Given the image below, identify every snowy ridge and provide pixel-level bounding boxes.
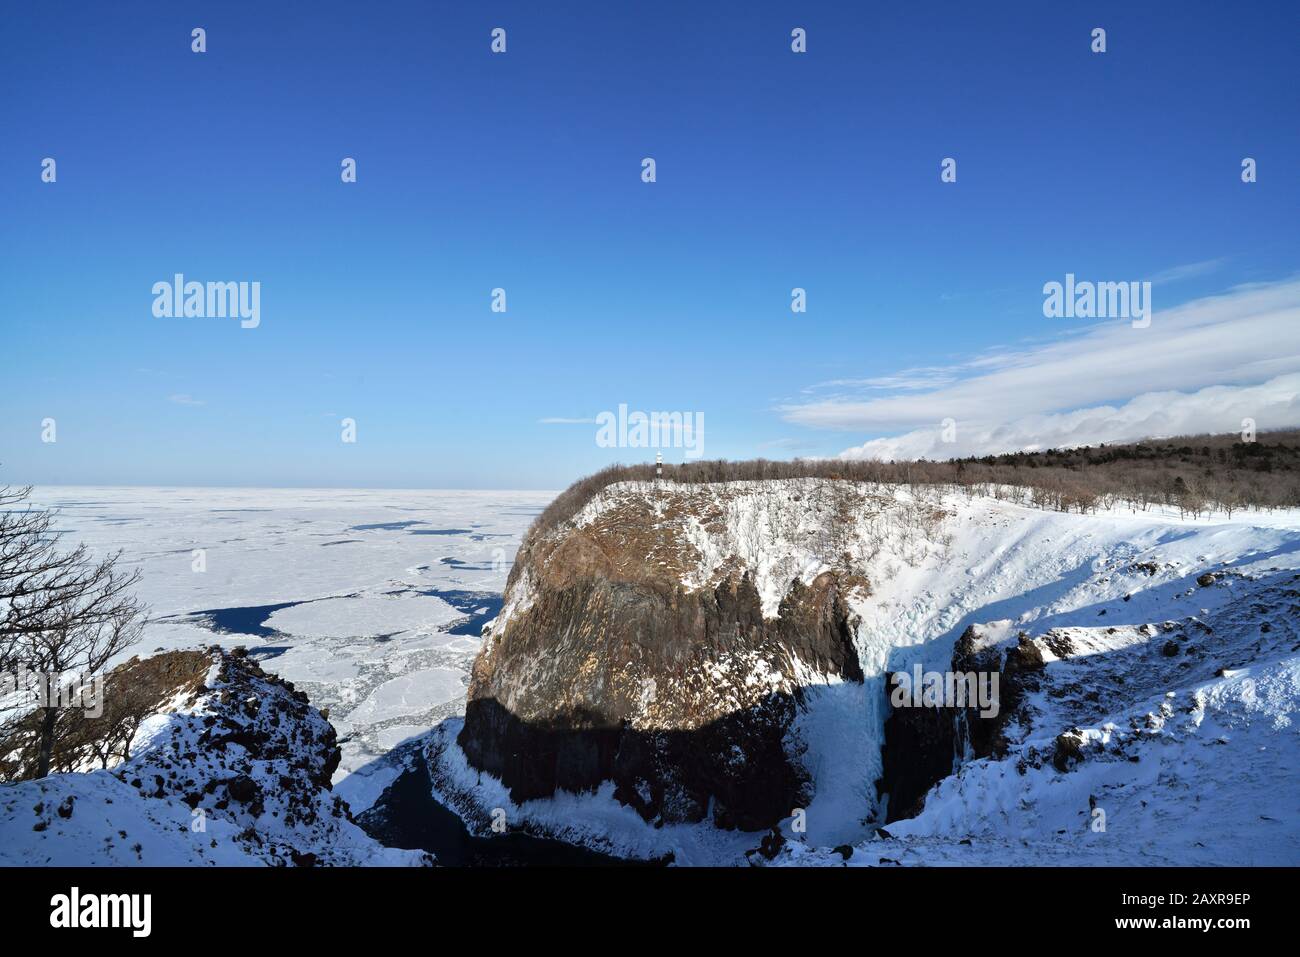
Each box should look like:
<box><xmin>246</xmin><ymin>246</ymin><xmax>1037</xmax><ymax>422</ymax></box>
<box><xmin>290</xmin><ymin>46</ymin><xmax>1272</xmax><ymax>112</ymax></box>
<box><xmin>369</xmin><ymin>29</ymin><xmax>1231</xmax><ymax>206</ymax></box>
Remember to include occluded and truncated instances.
<box><xmin>0</xmin><ymin>649</ymin><xmax>427</xmax><ymax>866</ymax></box>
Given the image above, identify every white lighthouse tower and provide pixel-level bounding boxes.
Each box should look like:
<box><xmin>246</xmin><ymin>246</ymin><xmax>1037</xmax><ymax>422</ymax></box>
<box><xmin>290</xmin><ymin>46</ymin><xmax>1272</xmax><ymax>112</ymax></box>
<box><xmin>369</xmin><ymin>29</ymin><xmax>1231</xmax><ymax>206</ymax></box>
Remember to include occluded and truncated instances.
<box><xmin>655</xmin><ymin>450</ymin><xmax>663</xmax><ymax>480</ymax></box>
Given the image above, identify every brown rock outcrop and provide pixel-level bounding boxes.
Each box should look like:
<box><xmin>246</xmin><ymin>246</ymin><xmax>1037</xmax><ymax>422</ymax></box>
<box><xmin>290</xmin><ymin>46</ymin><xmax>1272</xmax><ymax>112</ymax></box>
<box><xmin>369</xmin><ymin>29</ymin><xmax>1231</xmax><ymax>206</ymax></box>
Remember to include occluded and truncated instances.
<box><xmin>458</xmin><ymin>487</ymin><xmax>865</xmax><ymax>831</ymax></box>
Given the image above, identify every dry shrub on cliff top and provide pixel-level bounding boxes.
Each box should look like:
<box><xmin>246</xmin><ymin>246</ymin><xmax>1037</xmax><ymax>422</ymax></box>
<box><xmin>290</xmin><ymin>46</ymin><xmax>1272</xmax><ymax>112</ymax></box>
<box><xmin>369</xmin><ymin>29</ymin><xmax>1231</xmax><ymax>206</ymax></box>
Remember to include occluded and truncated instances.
<box><xmin>0</xmin><ymin>650</ymin><xmax>211</xmax><ymax>780</ymax></box>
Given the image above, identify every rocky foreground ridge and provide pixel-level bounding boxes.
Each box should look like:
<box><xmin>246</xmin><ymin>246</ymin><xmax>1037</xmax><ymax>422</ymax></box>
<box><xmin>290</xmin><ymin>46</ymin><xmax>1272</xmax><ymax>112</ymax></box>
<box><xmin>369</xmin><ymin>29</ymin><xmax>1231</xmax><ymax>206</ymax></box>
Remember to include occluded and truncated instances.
<box><xmin>0</xmin><ymin>647</ymin><xmax>426</xmax><ymax>865</ymax></box>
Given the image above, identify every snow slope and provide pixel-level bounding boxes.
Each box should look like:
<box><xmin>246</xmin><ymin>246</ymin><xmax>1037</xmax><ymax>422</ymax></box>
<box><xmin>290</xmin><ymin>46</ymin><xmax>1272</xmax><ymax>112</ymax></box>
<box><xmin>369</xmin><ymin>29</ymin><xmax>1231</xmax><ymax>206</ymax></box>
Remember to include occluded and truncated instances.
<box><xmin>782</xmin><ymin>575</ymin><xmax>1300</xmax><ymax>865</ymax></box>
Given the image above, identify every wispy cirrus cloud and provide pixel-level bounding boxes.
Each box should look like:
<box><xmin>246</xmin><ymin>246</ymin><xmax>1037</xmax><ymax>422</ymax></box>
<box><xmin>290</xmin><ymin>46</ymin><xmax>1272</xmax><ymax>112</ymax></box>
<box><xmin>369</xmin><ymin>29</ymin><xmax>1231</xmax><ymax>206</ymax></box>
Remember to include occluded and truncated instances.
<box><xmin>167</xmin><ymin>393</ymin><xmax>205</xmax><ymax>407</ymax></box>
<box><xmin>538</xmin><ymin>416</ymin><xmax>597</xmax><ymax>425</ymax></box>
<box><xmin>777</xmin><ymin>277</ymin><xmax>1300</xmax><ymax>460</ymax></box>
<box><xmin>1146</xmin><ymin>257</ymin><xmax>1227</xmax><ymax>286</ymax></box>
<box><xmin>803</xmin><ymin>368</ymin><xmax>958</xmax><ymax>394</ymax></box>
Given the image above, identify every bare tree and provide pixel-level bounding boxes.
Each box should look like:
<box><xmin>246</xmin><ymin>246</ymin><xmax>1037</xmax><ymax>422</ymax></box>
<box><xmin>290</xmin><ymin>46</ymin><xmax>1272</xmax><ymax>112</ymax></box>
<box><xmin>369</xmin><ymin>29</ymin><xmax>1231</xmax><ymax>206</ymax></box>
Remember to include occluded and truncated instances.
<box><xmin>0</xmin><ymin>485</ymin><xmax>146</xmax><ymax>779</ymax></box>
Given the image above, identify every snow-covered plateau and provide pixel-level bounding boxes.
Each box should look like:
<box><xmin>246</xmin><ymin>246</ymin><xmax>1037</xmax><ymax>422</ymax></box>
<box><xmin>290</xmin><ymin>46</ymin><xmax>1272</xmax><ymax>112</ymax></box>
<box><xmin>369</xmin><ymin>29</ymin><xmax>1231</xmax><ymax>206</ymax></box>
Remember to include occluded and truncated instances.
<box><xmin>2</xmin><ymin>482</ymin><xmax>1297</xmax><ymax>866</ymax></box>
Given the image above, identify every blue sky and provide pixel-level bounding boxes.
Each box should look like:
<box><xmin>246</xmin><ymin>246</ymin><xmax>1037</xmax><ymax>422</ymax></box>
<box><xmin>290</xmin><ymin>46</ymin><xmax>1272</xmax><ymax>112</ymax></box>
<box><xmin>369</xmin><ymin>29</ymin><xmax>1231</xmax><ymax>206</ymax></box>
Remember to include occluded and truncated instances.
<box><xmin>2</xmin><ymin>1</ymin><xmax>1298</xmax><ymax>489</ymax></box>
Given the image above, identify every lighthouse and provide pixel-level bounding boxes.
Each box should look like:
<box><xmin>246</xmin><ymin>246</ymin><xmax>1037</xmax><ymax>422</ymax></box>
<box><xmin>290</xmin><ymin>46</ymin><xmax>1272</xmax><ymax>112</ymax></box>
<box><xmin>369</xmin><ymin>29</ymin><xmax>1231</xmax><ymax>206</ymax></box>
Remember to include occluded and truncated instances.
<box><xmin>655</xmin><ymin>450</ymin><xmax>663</xmax><ymax>480</ymax></box>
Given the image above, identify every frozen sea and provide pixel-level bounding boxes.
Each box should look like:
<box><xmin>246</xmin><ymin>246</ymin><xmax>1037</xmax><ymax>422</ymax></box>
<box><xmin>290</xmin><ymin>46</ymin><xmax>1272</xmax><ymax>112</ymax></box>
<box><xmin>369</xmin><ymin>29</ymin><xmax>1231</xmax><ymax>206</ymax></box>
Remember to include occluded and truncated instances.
<box><xmin>26</xmin><ymin>486</ymin><xmax>554</xmax><ymax>801</ymax></box>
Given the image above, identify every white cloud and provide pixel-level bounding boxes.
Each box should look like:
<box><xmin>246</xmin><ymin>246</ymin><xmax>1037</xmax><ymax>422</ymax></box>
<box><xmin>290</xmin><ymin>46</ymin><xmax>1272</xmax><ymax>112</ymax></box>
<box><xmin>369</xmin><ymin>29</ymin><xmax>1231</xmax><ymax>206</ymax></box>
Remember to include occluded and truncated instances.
<box><xmin>839</xmin><ymin>373</ymin><xmax>1300</xmax><ymax>461</ymax></box>
<box><xmin>780</xmin><ymin>279</ymin><xmax>1300</xmax><ymax>453</ymax></box>
<box><xmin>803</xmin><ymin>368</ymin><xmax>958</xmax><ymax>393</ymax></box>
<box><xmin>538</xmin><ymin>416</ymin><xmax>596</xmax><ymax>425</ymax></box>
<box><xmin>1146</xmin><ymin>257</ymin><xmax>1226</xmax><ymax>286</ymax></box>
<box><xmin>167</xmin><ymin>393</ymin><xmax>204</xmax><ymax>406</ymax></box>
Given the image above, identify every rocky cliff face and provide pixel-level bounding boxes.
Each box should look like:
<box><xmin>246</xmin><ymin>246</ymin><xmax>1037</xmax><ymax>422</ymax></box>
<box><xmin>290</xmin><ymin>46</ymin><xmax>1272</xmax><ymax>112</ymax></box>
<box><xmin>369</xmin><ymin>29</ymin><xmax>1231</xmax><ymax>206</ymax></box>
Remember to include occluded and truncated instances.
<box><xmin>877</xmin><ymin>625</ymin><xmax>1042</xmax><ymax>822</ymax></box>
<box><xmin>457</xmin><ymin>480</ymin><xmax>869</xmax><ymax>831</ymax></box>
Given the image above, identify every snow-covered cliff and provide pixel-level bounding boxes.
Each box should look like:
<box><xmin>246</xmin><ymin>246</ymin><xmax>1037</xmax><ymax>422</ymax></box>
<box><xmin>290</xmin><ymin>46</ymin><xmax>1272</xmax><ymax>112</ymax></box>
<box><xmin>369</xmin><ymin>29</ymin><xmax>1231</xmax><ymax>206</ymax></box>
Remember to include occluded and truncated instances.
<box><xmin>436</xmin><ymin>478</ymin><xmax>1300</xmax><ymax>865</ymax></box>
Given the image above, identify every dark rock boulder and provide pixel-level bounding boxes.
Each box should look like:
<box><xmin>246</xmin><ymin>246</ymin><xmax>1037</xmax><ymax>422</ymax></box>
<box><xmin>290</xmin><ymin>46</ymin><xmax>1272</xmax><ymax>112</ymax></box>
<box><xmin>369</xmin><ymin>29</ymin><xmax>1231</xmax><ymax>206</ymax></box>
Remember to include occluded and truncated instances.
<box><xmin>1052</xmin><ymin>729</ymin><xmax>1087</xmax><ymax>773</ymax></box>
<box><xmin>226</xmin><ymin>774</ymin><xmax>260</xmax><ymax>804</ymax></box>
